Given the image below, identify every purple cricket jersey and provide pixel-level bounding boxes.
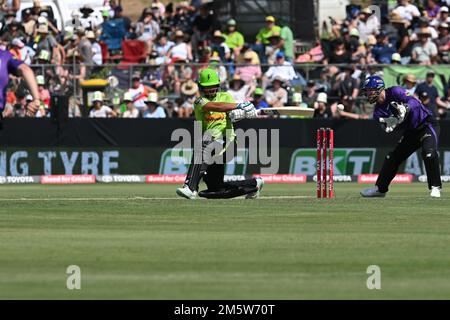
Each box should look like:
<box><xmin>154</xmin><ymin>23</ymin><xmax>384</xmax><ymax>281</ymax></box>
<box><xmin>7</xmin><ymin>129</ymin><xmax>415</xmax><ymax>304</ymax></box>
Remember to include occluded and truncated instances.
<box><xmin>0</xmin><ymin>50</ymin><xmax>24</xmax><ymax>110</ymax></box>
<box><xmin>373</xmin><ymin>86</ymin><xmax>432</xmax><ymax>131</ymax></box>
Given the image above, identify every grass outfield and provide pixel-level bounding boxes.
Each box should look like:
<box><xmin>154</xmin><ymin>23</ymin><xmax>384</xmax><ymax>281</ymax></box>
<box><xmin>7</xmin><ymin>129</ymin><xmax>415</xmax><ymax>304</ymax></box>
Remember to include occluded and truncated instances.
<box><xmin>0</xmin><ymin>183</ymin><xmax>449</xmax><ymax>299</ymax></box>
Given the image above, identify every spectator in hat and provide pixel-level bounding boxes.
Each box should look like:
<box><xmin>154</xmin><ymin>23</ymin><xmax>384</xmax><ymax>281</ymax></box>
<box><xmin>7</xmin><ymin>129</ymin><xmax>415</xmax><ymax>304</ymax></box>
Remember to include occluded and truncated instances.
<box><xmin>101</xmin><ymin>9</ymin><xmax>110</xmax><ymax>22</ymax></box>
<box><xmin>166</xmin><ymin>30</ymin><xmax>192</xmax><ymax>63</ymax></box>
<box><xmin>79</xmin><ymin>5</ymin><xmax>100</xmax><ymax>31</ymax></box>
<box><xmin>411</xmin><ymin>28</ymin><xmax>438</xmax><ymax>64</ymax></box>
<box><xmin>262</xmin><ymin>51</ymin><xmax>297</xmax><ymax>88</ymax></box>
<box><xmin>266</xmin><ymin>76</ymin><xmax>287</xmax><ymax>108</ymax></box>
<box><xmin>346</xmin><ymin>28</ymin><xmax>361</xmax><ymax>55</ymax></box>
<box><xmin>178</xmin><ymin>79</ymin><xmax>197</xmax><ymax>118</ymax></box>
<box><xmin>235</xmin><ymin>50</ymin><xmax>262</xmax><ymax>85</ymax></box>
<box><xmin>85</xmin><ymin>31</ymin><xmax>102</xmax><ymax>66</ymax></box>
<box><xmin>211</xmin><ymin>30</ymin><xmax>231</xmax><ymax>62</ymax></box>
<box><xmin>357</xmin><ymin>7</ymin><xmax>380</xmax><ymax>44</ymax></box>
<box><xmin>89</xmin><ymin>91</ymin><xmax>117</xmax><ymax>118</ymax></box>
<box><xmin>391</xmin><ymin>53</ymin><xmax>402</xmax><ymax>64</ymax></box>
<box><xmin>313</xmin><ymin>93</ymin><xmax>332</xmax><ymax>119</ymax></box>
<box><xmin>252</xmin><ymin>87</ymin><xmax>269</xmax><ymax>110</ymax></box>
<box><xmin>127</xmin><ymin>73</ymin><xmax>157</xmax><ymax>112</ymax></box>
<box><xmin>121</xmin><ymin>92</ymin><xmax>140</xmax><ymax>118</ymax></box>
<box><xmin>265</xmin><ymin>31</ymin><xmax>282</xmax><ymax>64</ymax></box>
<box><xmin>256</xmin><ymin>16</ymin><xmax>281</xmax><ymax>46</ymax></box>
<box><xmin>35</xmin><ymin>24</ymin><xmax>62</xmax><ymax>64</ymax></box>
<box><xmin>143</xmin><ymin>92</ymin><xmax>166</xmax><ymax>118</ymax></box>
<box><xmin>436</xmin><ymin>23</ymin><xmax>450</xmax><ymax>62</ymax></box>
<box><xmin>36</xmin><ymin>75</ymin><xmax>50</xmax><ymax>108</ymax></box>
<box><xmin>416</xmin><ymin>71</ymin><xmax>449</xmax><ymax>113</ymax></box>
<box><xmin>224</xmin><ymin>19</ymin><xmax>245</xmax><ymax>59</ymax></box>
<box><xmin>430</xmin><ymin>6</ymin><xmax>450</xmax><ymax>28</ymax></box>
<box><xmin>390</xmin><ymin>12</ymin><xmax>412</xmax><ymax>63</ymax></box>
<box><xmin>413</xmin><ymin>17</ymin><xmax>439</xmax><ymax>40</ymax></box>
<box><xmin>402</xmin><ymin>73</ymin><xmax>417</xmax><ymax>95</ymax></box>
<box><xmin>371</xmin><ymin>31</ymin><xmax>397</xmax><ymax>64</ymax></box>
<box><xmin>3</xmin><ymin>20</ymin><xmax>26</xmax><ymax>43</ymax></box>
<box><xmin>227</xmin><ymin>74</ymin><xmax>253</xmax><ymax>103</ymax></box>
<box><xmin>254</xmin><ymin>16</ymin><xmax>281</xmax><ymax>63</ymax></box>
<box><xmin>236</xmin><ymin>44</ymin><xmax>260</xmax><ymax>65</ymax></box>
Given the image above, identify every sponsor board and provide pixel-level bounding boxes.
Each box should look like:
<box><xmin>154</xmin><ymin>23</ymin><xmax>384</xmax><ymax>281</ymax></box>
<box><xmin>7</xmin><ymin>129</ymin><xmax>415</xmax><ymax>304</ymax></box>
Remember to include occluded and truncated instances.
<box><xmin>0</xmin><ymin>176</ymin><xmax>40</xmax><ymax>184</ymax></box>
<box><xmin>146</xmin><ymin>174</ymin><xmax>187</xmax><ymax>184</ymax></box>
<box><xmin>290</xmin><ymin>148</ymin><xmax>376</xmax><ymax>175</ymax></box>
<box><xmin>97</xmin><ymin>175</ymin><xmax>146</xmax><ymax>183</ymax></box>
<box><xmin>308</xmin><ymin>175</ymin><xmax>353</xmax><ymax>182</ymax></box>
<box><xmin>254</xmin><ymin>174</ymin><xmax>307</xmax><ymax>184</ymax></box>
<box><xmin>358</xmin><ymin>174</ymin><xmax>413</xmax><ymax>184</ymax></box>
<box><xmin>40</xmin><ymin>175</ymin><xmax>96</xmax><ymax>184</ymax></box>
<box><xmin>159</xmin><ymin>148</ymin><xmax>248</xmax><ymax>175</ymax></box>
<box><xmin>418</xmin><ymin>175</ymin><xmax>450</xmax><ymax>183</ymax></box>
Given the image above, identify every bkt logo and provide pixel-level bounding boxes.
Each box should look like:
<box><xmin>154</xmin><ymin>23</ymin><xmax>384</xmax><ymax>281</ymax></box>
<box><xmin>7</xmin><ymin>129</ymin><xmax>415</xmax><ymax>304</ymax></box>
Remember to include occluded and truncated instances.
<box><xmin>159</xmin><ymin>148</ymin><xmax>248</xmax><ymax>175</ymax></box>
<box><xmin>289</xmin><ymin>148</ymin><xmax>376</xmax><ymax>175</ymax></box>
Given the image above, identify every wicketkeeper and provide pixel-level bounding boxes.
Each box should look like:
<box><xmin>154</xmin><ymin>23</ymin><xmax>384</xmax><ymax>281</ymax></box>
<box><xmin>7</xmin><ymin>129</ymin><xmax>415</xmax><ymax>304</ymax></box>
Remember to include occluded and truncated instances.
<box><xmin>176</xmin><ymin>68</ymin><xmax>264</xmax><ymax>200</ymax></box>
<box><xmin>360</xmin><ymin>75</ymin><xmax>442</xmax><ymax>198</ymax></box>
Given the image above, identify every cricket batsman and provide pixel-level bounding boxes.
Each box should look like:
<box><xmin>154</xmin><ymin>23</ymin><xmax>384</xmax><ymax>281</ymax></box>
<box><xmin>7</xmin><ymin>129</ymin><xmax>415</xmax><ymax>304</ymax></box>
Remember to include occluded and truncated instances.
<box><xmin>360</xmin><ymin>75</ymin><xmax>442</xmax><ymax>198</ymax></box>
<box><xmin>176</xmin><ymin>68</ymin><xmax>264</xmax><ymax>200</ymax></box>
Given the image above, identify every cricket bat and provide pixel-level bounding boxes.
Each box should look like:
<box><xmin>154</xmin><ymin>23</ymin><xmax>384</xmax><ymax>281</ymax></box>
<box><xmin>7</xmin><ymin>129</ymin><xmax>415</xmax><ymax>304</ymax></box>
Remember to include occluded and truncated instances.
<box><xmin>258</xmin><ymin>107</ymin><xmax>314</xmax><ymax>117</ymax></box>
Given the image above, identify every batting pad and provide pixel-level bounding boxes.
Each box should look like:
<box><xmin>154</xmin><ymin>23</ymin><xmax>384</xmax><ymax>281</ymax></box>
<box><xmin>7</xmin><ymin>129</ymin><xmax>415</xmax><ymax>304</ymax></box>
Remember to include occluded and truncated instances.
<box><xmin>198</xmin><ymin>186</ymin><xmax>258</xmax><ymax>199</ymax></box>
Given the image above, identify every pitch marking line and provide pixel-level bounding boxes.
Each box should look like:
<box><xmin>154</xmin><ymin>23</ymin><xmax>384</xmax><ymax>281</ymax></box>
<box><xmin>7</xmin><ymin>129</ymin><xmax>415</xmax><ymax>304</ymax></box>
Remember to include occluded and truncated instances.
<box><xmin>0</xmin><ymin>195</ymin><xmax>314</xmax><ymax>201</ymax></box>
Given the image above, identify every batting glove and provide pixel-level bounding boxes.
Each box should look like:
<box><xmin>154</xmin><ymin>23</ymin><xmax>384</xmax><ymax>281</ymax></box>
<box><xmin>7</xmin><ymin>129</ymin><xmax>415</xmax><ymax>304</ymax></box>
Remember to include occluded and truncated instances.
<box><xmin>390</xmin><ymin>102</ymin><xmax>409</xmax><ymax>123</ymax></box>
<box><xmin>245</xmin><ymin>107</ymin><xmax>258</xmax><ymax>119</ymax></box>
<box><xmin>379</xmin><ymin>116</ymin><xmax>399</xmax><ymax>133</ymax></box>
<box><xmin>229</xmin><ymin>109</ymin><xmax>246</xmax><ymax>123</ymax></box>
<box><xmin>236</xmin><ymin>102</ymin><xmax>253</xmax><ymax>111</ymax></box>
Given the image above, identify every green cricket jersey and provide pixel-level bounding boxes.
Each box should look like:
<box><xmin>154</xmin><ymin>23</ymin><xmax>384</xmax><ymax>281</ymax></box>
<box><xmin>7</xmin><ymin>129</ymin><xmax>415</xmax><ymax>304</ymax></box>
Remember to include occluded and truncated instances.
<box><xmin>256</xmin><ymin>25</ymin><xmax>281</xmax><ymax>45</ymax></box>
<box><xmin>194</xmin><ymin>92</ymin><xmax>236</xmax><ymax>142</ymax></box>
<box><xmin>225</xmin><ymin>31</ymin><xmax>245</xmax><ymax>50</ymax></box>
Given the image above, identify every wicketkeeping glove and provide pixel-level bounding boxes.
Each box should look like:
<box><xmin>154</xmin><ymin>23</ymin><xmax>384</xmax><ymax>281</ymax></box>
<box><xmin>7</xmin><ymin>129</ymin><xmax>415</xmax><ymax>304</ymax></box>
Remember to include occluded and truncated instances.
<box><xmin>379</xmin><ymin>116</ymin><xmax>399</xmax><ymax>133</ymax></box>
<box><xmin>390</xmin><ymin>101</ymin><xmax>409</xmax><ymax>124</ymax></box>
<box><xmin>229</xmin><ymin>109</ymin><xmax>246</xmax><ymax>123</ymax></box>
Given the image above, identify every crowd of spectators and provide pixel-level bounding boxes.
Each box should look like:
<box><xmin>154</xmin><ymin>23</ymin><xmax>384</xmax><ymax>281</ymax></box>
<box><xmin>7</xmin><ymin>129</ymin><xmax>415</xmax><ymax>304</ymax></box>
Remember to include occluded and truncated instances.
<box><xmin>1</xmin><ymin>0</ymin><xmax>450</xmax><ymax>120</ymax></box>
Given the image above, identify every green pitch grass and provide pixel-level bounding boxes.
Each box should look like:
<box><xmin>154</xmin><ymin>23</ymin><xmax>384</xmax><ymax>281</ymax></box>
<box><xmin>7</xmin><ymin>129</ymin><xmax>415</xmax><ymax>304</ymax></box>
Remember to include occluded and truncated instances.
<box><xmin>0</xmin><ymin>183</ymin><xmax>449</xmax><ymax>300</ymax></box>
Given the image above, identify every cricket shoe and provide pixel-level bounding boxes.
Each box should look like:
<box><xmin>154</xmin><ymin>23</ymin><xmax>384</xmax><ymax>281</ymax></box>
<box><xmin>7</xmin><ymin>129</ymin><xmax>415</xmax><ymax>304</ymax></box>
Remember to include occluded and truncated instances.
<box><xmin>176</xmin><ymin>186</ymin><xmax>198</xmax><ymax>200</ymax></box>
<box><xmin>430</xmin><ymin>186</ymin><xmax>441</xmax><ymax>198</ymax></box>
<box><xmin>360</xmin><ymin>187</ymin><xmax>386</xmax><ymax>198</ymax></box>
<box><xmin>246</xmin><ymin>177</ymin><xmax>265</xmax><ymax>199</ymax></box>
